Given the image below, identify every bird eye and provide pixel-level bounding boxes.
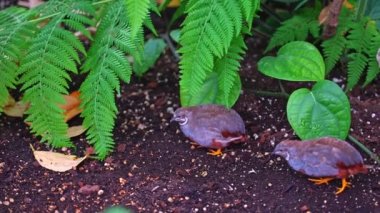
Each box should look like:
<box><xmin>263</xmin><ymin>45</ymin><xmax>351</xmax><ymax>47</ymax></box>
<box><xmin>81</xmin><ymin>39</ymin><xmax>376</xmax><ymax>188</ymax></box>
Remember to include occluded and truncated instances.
<box><xmin>179</xmin><ymin>117</ymin><xmax>188</xmax><ymax>126</ymax></box>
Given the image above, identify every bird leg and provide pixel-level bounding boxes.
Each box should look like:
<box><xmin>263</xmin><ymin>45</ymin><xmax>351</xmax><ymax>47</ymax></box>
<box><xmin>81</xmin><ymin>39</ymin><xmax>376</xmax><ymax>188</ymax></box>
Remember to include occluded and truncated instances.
<box><xmin>335</xmin><ymin>178</ymin><xmax>351</xmax><ymax>195</ymax></box>
<box><xmin>308</xmin><ymin>177</ymin><xmax>334</xmax><ymax>185</ymax></box>
<box><xmin>207</xmin><ymin>148</ymin><xmax>223</xmax><ymax>156</ymax></box>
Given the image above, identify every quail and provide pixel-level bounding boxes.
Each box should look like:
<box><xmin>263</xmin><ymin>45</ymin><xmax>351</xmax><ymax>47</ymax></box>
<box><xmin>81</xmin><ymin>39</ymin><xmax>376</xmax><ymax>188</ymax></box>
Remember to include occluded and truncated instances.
<box><xmin>171</xmin><ymin>104</ymin><xmax>247</xmax><ymax>156</ymax></box>
<box><xmin>273</xmin><ymin>137</ymin><xmax>368</xmax><ymax>194</ymax></box>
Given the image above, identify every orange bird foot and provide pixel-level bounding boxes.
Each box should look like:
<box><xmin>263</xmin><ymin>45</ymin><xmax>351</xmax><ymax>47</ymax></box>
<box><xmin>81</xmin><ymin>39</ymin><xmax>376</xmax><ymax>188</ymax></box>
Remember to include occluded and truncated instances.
<box><xmin>207</xmin><ymin>148</ymin><xmax>223</xmax><ymax>156</ymax></box>
<box><xmin>335</xmin><ymin>178</ymin><xmax>351</xmax><ymax>195</ymax></box>
<box><xmin>308</xmin><ymin>177</ymin><xmax>334</xmax><ymax>185</ymax></box>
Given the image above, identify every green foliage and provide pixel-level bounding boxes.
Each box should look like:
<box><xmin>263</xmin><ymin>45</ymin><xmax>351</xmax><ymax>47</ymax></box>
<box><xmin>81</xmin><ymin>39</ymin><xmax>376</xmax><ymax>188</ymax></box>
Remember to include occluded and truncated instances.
<box><xmin>265</xmin><ymin>7</ymin><xmax>320</xmax><ymax>52</ymax></box>
<box><xmin>259</xmin><ymin>42</ymin><xmax>351</xmax><ymax>140</ymax></box>
<box><xmin>18</xmin><ymin>0</ymin><xmax>95</xmax><ymax>147</ymax></box>
<box><xmin>258</xmin><ymin>41</ymin><xmax>325</xmax><ymax>81</ymax></box>
<box><xmin>80</xmin><ymin>0</ymin><xmax>146</xmax><ymax>159</ymax></box>
<box><xmin>125</xmin><ymin>0</ymin><xmax>151</xmax><ymax>38</ymax></box>
<box><xmin>133</xmin><ymin>38</ymin><xmax>166</xmax><ymax>77</ymax></box>
<box><xmin>214</xmin><ymin>35</ymin><xmax>246</xmax><ymax>107</ymax></box>
<box><xmin>322</xmin><ymin>16</ymin><xmax>380</xmax><ymax>90</ymax></box>
<box><xmin>0</xmin><ymin>0</ymin><xmax>155</xmax><ymax>159</ymax></box>
<box><xmin>179</xmin><ymin>0</ymin><xmax>259</xmax><ymax>107</ymax></box>
<box><xmin>267</xmin><ymin>3</ymin><xmax>380</xmax><ymax>90</ymax></box>
<box><xmin>0</xmin><ymin>7</ymin><xmax>35</xmax><ymax>112</ymax></box>
<box><xmin>287</xmin><ymin>80</ymin><xmax>351</xmax><ymax>140</ymax></box>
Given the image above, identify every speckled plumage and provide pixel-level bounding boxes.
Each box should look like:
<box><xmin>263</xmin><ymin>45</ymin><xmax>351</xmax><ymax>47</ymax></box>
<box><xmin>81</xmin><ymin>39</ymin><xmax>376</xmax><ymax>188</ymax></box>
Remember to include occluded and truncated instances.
<box><xmin>273</xmin><ymin>137</ymin><xmax>368</xmax><ymax>178</ymax></box>
<box><xmin>171</xmin><ymin>104</ymin><xmax>246</xmax><ymax>149</ymax></box>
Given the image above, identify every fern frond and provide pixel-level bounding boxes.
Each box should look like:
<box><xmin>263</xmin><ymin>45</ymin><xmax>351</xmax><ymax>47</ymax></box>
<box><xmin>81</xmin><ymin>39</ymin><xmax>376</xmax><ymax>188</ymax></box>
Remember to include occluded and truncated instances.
<box><xmin>179</xmin><ymin>0</ymin><xmax>244</xmax><ymax>106</ymax></box>
<box><xmin>346</xmin><ymin>18</ymin><xmax>373</xmax><ymax>90</ymax></box>
<box><xmin>0</xmin><ymin>7</ymin><xmax>35</xmax><ymax>112</ymax></box>
<box><xmin>238</xmin><ymin>0</ymin><xmax>260</xmax><ymax>31</ymax></box>
<box><xmin>322</xmin><ymin>32</ymin><xmax>347</xmax><ymax>74</ymax></box>
<box><xmin>215</xmin><ymin>35</ymin><xmax>246</xmax><ymax>108</ymax></box>
<box><xmin>18</xmin><ymin>0</ymin><xmax>94</xmax><ymax>147</ymax></box>
<box><xmin>125</xmin><ymin>0</ymin><xmax>150</xmax><ymax>38</ymax></box>
<box><xmin>80</xmin><ymin>0</ymin><xmax>140</xmax><ymax>159</ymax></box>
<box><xmin>364</xmin><ymin>22</ymin><xmax>380</xmax><ymax>86</ymax></box>
<box><xmin>347</xmin><ymin>53</ymin><xmax>368</xmax><ymax>90</ymax></box>
<box><xmin>265</xmin><ymin>8</ymin><xmax>320</xmax><ymax>52</ymax></box>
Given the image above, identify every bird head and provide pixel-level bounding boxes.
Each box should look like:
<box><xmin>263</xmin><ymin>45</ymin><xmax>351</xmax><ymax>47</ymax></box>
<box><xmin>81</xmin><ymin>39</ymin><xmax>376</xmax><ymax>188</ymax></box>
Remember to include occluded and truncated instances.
<box><xmin>170</xmin><ymin>108</ymin><xmax>190</xmax><ymax>126</ymax></box>
<box><xmin>273</xmin><ymin>140</ymin><xmax>298</xmax><ymax>161</ymax></box>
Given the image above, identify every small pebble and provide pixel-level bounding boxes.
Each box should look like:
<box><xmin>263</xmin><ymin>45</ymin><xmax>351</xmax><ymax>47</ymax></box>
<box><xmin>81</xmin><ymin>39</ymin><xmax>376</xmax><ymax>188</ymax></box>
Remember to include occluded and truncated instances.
<box><xmin>97</xmin><ymin>189</ymin><xmax>104</xmax><ymax>196</ymax></box>
<box><xmin>3</xmin><ymin>201</ymin><xmax>10</xmax><ymax>206</ymax></box>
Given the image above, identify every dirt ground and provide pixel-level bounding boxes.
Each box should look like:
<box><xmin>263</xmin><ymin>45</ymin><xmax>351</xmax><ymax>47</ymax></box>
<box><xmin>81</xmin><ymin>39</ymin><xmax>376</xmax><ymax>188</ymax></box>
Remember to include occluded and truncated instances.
<box><xmin>0</xmin><ymin>35</ymin><xmax>379</xmax><ymax>212</ymax></box>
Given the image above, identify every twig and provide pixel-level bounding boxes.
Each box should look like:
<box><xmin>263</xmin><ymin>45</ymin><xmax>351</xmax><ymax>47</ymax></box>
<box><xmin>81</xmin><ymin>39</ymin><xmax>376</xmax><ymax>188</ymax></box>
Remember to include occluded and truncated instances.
<box><xmin>160</xmin><ymin>33</ymin><xmax>180</xmax><ymax>62</ymax></box>
<box><xmin>278</xmin><ymin>80</ymin><xmax>287</xmax><ymax>95</ymax></box>
<box><xmin>348</xmin><ymin>135</ymin><xmax>380</xmax><ymax>165</ymax></box>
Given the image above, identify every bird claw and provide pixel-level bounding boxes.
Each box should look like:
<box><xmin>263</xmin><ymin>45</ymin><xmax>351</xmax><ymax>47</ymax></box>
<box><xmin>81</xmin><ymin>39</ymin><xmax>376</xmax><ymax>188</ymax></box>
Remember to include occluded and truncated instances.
<box><xmin>335</xmin><ymin>178</ymin><xmax>351</xmax><ymax>195</ymax></box>
<box><xmin>308</xmin><ymin>177</ymin><xmax>334</xmax><ymax>185</ymax></box>
<box><xmin>207</xmin><ymin>148</ymin><xmax>223</xmax><ymax>156</ymax></box>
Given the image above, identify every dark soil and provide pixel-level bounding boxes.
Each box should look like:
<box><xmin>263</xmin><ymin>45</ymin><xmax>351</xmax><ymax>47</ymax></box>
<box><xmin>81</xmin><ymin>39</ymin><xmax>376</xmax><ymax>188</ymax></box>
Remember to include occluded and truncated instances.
<box><xmin>1</xmin><ymin>36</ymin><xmax>380</xmax><ymax>212</ymax></box>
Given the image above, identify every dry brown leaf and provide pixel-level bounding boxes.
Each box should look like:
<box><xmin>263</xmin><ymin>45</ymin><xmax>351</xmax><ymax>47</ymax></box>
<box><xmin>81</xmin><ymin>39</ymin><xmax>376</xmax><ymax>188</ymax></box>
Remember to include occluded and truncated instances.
<box><xmin>30</xmin><ymin>144</ymin><xmax>88</xmax><ymax>172</ymax></box>
<box><xmin>64</xmin><ymin>107</ymin><xmax>82</xmax><ymax>122</ymax></box>
<box><xmin>67</xmin><ymin>125</ymin><xmax>86</xmax><ymax>138</ymax></box>
<box><xmin>60</xmin><ymin>91</ymin><xmax>81</xmax><ymax>111</ymax></box>
<box><xmin>157</xmin><ymin>0</ymin><xmax>180</xmax><ymax>7</ymax></box>
<box><xmin>3</xmin><ymin>96</ymin><xmax>30</xmax><ymax>117</ymax></box>
<box><xmin>318</xmin><ymin>5</ymin><xmax>330</xmax><ymax>25</ymax></box>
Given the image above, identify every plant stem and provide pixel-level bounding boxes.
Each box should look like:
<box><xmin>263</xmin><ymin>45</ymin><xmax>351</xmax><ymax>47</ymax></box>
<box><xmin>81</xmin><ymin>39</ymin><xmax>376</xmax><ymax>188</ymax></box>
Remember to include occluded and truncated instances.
<box><xmin>278</xmin><ymin>80</ymin><xmax>288</xmax><ymax>95</ymax></box>
<box><xmin>261</xmin><ymin>4</ymin><xmax>283</xmax><ymax>24</ymax></box>
<box><xmin>355</xmin><ymin>0</ymin><xmax>368</xmax><ymax>21</ymax></box>
<box><xmin>253</xmin><ymin>90</ymin><xmax>289</xmax><ymax>98</ymax></box>
<box><xmin>348</xmin><ymin>134</ymin><xmax>380</xmax><ymax>164</ymax></box>
<box><xmin>160</xmin><ymin>33</ymin><xmax>180</xmax><ymax>62</ymax></box>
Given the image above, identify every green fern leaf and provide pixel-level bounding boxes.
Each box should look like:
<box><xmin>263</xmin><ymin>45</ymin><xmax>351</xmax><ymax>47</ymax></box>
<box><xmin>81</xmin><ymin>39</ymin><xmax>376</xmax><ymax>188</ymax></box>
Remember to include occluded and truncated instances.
<box><xmin>364</xmin><ymin>23</ymin><xmax>380</xmax><ymax>86</ymax></box>
<box><xmin>18</xmin><ymin>0</ymin><xmax>94</xmax><ymax>147</ymax></box>
<box><xmin>0</xmin><ymin>7</ymin><xmax>35</xmax><ymax>112</ymax></box>
<box><xmin>179</xmin><ymin>0</ymin><xmax>244</xmax><ymax>106</ymax></box>
<box><xmin>238</xmin><ymin>0</ymin><xmax>260</xmax><ymax>31</ymax></box>
<box><xmin>347</xmin><ymin>53</ymin><xmax>368</xmax><ymax>90</ymax></box>
<box><xmin>346</xmin><ymin>18</ymin><xmax>374</xmax><ymax>90</ymax></box>
<box><xmin>215</xmin><ymin>35</ymin><xmax>246</xmax><ymax>108</ymax></box>
<box><xmin>125</xmin><ymin>0</ymin><xmax>150</xmax><ymax>38</ymax></box>
<box><xmin>266</xmin><ymin>7</ymin><xmax>320</xmax><ymax>52</ymax></box>
<box><xmin>322</xmin><ymin>32</ymin><xmax>346</xmax><ymax>74</ymax></box>
<box><xmin>80</xmin><ymin>1</ymin><xmax>141</xmax><ymax>159</ymax></box>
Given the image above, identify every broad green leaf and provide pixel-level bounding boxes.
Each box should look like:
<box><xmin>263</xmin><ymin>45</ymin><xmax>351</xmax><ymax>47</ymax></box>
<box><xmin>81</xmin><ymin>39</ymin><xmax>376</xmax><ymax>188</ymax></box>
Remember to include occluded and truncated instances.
<box><xmin>287</xmin><ymin>80</ymin><xmax>351</xmax><ymax>140</ymax></box>
<box><xmin>133</xmin><ymin>38</ymin><xmax>166</xmax><ymax>77</ymax></box>
<box><xmin>258</xmin><ymin>41</ymin><xmax>325</xmax><ymax>81</ymax></box>
<box><xmin>169</xmin><ymin>29</ymin><xmax>180</xmax><ymax>43</ymax></box>
<box><xmin>187</xmin><ymin>73</ymin><xmax>218</xmax><ymax>106</ymax></box>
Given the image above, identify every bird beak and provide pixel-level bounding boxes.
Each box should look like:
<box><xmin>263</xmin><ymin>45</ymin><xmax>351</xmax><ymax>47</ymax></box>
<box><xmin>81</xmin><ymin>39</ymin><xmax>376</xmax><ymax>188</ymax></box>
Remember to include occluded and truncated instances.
<box><xmin>170</xmin><ymin>116</ymin><xmax>177</xmax><ymax>123</ymax></box>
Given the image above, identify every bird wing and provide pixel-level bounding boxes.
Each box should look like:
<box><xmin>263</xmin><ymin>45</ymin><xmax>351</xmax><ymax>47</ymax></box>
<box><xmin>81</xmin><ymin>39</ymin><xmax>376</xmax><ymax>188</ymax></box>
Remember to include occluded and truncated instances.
<box><xmin>194</xmin><ymin>111</ymin><xmax>245</xmax><ymax>135</ymax></box>
<box><xmin>299</xmin><ymin>143</ymin><xmax>340</xmax><ymax>177</ymax></box>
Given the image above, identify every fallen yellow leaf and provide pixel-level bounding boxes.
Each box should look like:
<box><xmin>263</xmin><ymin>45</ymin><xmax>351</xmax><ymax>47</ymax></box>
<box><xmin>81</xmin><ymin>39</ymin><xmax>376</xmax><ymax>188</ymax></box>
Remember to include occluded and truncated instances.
<box><xmin>60</xmin><ymin>91</ymin><xmax>81</xmax><ymax>111</ymax></box>
<box><xmin>67</xmin><ymin>125</ymin><xmax>86</xmax><ymax>138</ymax></box>
<box><xmin>64</xmin><ymin>106</ymin><xmax>82</xmax><ymax>122</ymax></box>
<box><xmin>30</xmin><ymin>144</ymin><xmax>88</xmax><ymax>172</ymax></box>
<box><xmin>157</xmin><ymin>0</ymin><xmax>180</xmax><ymax>7</ymax></box>
<box><xmin>3</xmin><ymin>96</ymin><xmax>29</xmax><ymax>117</ymax></box>
<box><xmin>318</xmin><ymin>5</ymin><xmax>330</xmax><ymax>25</ymax></box>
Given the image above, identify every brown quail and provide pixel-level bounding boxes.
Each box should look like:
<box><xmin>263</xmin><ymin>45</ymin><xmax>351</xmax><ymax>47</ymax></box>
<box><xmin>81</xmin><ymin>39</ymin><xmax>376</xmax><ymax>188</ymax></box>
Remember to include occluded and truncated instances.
<box><xmin>171</xmin><ymin>104</ymin><xmax>246</xmax><ymax>156</ymax></box>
